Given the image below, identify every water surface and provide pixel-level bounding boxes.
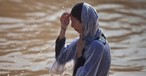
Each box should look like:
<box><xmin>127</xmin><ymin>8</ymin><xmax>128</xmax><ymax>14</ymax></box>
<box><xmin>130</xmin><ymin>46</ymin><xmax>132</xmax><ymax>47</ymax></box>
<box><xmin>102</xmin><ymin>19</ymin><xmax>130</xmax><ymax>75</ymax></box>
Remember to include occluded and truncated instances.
<box><xmin>0</xmin><ymin>0</ymin><xmax>146</xmax><ymax>76</ymax></box>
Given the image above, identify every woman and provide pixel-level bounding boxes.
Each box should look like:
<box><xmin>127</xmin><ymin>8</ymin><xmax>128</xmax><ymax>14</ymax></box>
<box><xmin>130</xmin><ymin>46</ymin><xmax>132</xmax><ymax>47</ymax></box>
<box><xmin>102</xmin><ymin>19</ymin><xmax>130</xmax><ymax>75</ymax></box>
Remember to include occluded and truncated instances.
<box><xmin>51</xmin><ymin>2</ymin><xmax>111</xmax><ymax>76</ymax></box>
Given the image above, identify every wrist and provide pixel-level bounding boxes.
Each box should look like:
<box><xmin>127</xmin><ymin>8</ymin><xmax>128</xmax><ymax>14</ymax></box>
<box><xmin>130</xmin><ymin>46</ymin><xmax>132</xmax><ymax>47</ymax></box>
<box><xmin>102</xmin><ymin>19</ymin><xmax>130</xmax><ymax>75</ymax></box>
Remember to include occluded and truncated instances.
<box><xmin>59</xmin><ymin>27</ymin><xmax>66</xmax><ymax>39</ymax></box>
<box><xmin>61</xmin><ymin>24</ymin><xmax>67</xmax><ymax>30</ymax></box>
<box><xmin>61</xmin><ymin>26</ymin><xmax>66</xmax><ymax>31</ymax></box>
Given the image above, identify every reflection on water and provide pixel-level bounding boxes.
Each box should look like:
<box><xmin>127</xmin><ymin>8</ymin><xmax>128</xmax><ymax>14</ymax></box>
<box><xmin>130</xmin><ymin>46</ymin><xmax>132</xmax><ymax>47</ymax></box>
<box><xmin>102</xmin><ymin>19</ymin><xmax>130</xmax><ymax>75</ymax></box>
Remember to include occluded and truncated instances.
<box><xmin>0</xmin><ymin>0</ymin><xmax>146</xmax><ymax>76</ymax></box>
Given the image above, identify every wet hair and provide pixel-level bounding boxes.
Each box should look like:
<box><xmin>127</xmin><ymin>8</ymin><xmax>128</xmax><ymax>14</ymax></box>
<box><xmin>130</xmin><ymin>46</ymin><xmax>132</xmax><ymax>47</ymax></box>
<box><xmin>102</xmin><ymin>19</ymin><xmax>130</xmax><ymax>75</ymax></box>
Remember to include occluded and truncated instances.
<box><xmin>71</xmin><ymin>2</ymin><xmax>83</xmax><ymax>23</ymax></box>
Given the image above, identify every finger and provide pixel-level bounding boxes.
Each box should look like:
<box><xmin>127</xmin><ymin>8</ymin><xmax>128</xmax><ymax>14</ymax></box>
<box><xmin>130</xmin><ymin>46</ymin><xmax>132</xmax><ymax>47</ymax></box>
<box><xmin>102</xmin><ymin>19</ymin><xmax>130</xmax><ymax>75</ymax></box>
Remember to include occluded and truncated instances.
<box><xmin>64</xmin><ymin>12</ymin><xmax>70</xmax><ymax>17</ymax></box>
<box><xmin>64</xmin><ymin>12</ymin><xmax>70</xmax><ymax>15</ymax></box>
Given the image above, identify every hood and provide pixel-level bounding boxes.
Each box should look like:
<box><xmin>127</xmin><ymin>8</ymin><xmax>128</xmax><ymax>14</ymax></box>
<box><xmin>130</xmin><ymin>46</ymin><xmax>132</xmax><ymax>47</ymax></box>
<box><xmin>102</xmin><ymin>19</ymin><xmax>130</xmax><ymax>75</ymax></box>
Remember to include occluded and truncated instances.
<box><xmin>81</xmin><ymin>3</ymin><xmax>100</xmax><ymax>44</ymax></box>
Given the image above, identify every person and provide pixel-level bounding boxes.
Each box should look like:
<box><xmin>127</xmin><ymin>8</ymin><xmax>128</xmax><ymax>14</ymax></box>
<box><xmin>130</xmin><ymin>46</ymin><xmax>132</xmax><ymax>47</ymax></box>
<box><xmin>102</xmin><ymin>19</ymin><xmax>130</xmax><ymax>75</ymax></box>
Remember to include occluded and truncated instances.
<box><xmin>51</xmin><ymin>2</ymin><xmax>111</xmax><ymax>76</ymax></box>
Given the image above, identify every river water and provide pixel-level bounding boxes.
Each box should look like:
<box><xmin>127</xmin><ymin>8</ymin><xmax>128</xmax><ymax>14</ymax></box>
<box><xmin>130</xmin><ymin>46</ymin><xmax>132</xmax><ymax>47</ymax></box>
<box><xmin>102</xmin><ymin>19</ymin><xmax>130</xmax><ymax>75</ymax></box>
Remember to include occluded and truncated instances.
<box><xmin>0</xmin><ymin>0</ymin><xmax>146</xmax><ymax>76</ymax></box>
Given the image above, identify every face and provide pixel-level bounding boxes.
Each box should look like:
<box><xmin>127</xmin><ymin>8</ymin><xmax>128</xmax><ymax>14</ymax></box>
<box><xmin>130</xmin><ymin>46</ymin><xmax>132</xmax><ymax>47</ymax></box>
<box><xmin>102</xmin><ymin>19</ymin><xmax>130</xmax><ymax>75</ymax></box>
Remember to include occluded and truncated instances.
<box><xmin>70</xmin><ymin>15</ymin><xmax>83</xmax><ymax>34</ymax></box>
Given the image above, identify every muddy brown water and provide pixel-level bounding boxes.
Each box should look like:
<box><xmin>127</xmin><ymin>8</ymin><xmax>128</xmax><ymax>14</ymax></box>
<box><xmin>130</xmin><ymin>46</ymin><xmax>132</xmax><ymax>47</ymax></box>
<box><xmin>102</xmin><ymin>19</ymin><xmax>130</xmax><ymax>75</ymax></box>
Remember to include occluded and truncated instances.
<box><xmin>0</xmin><ymin>0</ymin><xmax>146</xmax><ymax>76</ymax></box>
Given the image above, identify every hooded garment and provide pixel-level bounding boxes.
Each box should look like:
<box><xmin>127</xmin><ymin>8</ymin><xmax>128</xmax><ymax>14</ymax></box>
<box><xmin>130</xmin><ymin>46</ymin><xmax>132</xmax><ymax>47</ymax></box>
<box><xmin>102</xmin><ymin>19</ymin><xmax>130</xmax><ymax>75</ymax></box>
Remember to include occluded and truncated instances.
<box><xmin>51</xmin><ymin>2</ymin><xmax>111</xmax><ymax>76</ymax></box>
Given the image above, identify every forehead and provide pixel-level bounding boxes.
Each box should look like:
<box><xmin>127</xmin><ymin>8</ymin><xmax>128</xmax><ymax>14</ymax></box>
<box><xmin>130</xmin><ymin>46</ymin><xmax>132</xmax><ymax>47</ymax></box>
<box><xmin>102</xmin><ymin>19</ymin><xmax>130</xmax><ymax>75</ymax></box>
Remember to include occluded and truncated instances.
<box><xmin>70</xmin><ymin>14</ymin><xmax>74</xmax><ymax>18</ymax></box>
<box><xmin>70</xmin><ymin>15</ymin><xmax>77</xmax><ymax>20</ymax></box>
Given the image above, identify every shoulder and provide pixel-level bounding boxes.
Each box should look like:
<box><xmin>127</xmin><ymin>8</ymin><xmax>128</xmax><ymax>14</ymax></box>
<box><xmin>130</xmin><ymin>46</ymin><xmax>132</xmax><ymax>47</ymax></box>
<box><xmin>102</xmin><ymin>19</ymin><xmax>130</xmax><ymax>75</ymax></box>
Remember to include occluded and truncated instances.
<box><xmin>85</xmin><ymin>40</ymin><xmax>104</xmax><ymax>55</ymax></box>
<box><xmin>90</xmin><ymin>40</ymin><xmax>104</xmax><ymax>49</ymax></box>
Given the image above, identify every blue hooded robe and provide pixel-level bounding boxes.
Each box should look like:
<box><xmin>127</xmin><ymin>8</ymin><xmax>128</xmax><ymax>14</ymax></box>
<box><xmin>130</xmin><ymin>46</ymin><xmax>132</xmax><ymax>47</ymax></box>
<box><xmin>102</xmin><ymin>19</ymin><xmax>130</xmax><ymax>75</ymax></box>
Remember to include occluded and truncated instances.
<box><xmin>53</xmin><ymin>3</ymin><xmax>111</xmax><ymax>76</ymax></box>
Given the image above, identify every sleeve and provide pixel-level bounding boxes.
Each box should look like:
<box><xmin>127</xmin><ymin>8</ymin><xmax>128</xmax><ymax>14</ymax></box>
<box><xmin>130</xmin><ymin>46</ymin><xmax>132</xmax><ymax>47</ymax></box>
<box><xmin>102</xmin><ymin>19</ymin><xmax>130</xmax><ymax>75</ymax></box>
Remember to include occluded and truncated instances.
<box><xmin>76</xmin><ymin>41</ymin><xmax>104</xmax><ymax>76</ymax></box>
<box><xmin>55</xmin><ymin>37</ymin><xmax>66</xmax><ymax>59</ymax></box>
<box><xmin>55</xmin><ymin>37</ymin><xmax>78</xmax><ymax>64</ymax></box>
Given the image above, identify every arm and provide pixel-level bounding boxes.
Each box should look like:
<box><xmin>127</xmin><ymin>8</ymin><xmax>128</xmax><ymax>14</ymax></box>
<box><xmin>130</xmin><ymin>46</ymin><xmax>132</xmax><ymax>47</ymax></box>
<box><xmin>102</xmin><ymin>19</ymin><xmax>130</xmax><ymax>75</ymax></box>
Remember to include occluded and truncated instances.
<box><xmin>55</xmin><ymin>37</ymin><xmax>66</xmax><ymax>59</ymax></box>
<box><xmin>55</xmin><ymin>12</ymin><xmax>70</xmax><ymax>59</ymax></box>
<box><xmin>55</xmin><ymin>37</ymin><xmax>78</xmax><ymax>64</ymax></box>
<box><xmin>55</xmin><ymin>12</ymin><xmax>77</xmax><ymax>64</ymax></box>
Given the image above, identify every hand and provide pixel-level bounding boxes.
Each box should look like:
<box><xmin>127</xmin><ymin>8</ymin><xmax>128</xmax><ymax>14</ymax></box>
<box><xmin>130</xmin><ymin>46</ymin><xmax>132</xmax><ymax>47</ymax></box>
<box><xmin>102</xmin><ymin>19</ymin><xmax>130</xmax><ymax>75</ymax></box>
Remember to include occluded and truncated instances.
<box><xmin>60</xmin><ymin>12</ymin><xmax>70</xmax><ymax>30</ymax></box>
<box><xmin>76</xmin><ymin>34</ymin><xmax>85</xmax><ymax>58</ymax></box>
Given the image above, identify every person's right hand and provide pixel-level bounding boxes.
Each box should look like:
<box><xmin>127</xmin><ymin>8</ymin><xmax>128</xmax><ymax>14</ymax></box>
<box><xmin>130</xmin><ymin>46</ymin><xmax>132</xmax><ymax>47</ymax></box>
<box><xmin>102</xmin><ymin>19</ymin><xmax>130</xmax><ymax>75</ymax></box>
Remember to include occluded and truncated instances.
<box><xmin>60</xmin><ymin>12</ymin><xmax>70</xmax><ymax>30</ymax></box>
